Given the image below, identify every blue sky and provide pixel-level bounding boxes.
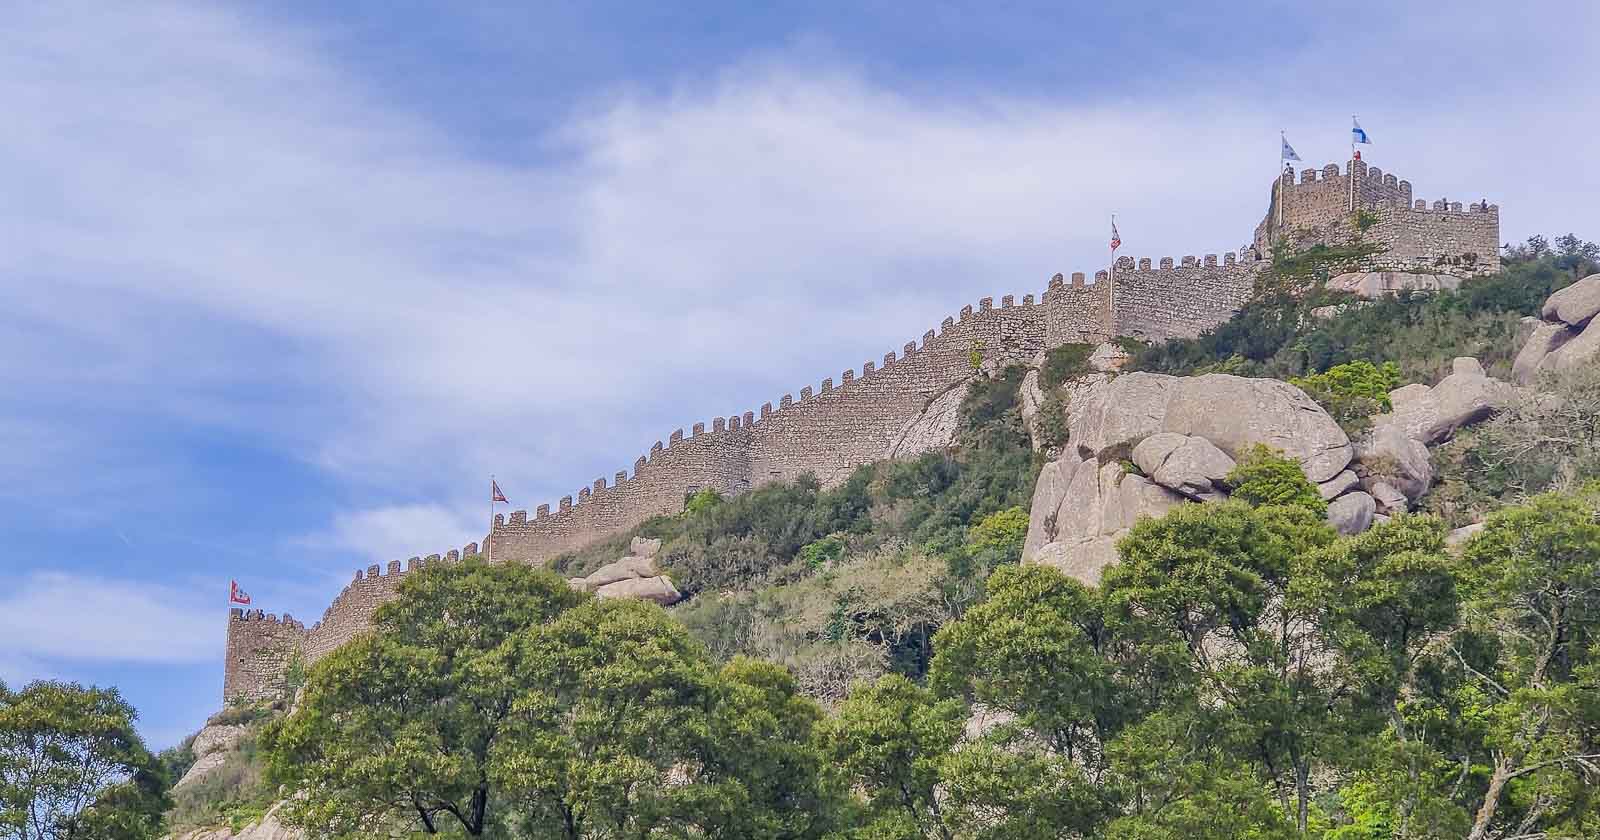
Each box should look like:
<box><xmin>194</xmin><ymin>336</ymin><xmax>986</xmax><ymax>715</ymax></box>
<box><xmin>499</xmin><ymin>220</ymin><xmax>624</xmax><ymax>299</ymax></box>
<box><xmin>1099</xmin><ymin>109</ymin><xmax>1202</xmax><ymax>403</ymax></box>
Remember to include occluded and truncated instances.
<box><xmin>3</xmin><ymin>1</ymin><xmax>1595</xmax><ymax>748</ymax></box>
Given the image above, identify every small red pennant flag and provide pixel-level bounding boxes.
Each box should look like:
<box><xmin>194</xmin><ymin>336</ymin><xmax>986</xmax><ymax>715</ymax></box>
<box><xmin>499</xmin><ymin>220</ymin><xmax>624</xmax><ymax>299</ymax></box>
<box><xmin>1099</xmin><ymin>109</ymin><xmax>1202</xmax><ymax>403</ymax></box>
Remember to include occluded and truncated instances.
<box><xmin>229</xmin><ymin>580</ymin><xmax>252</xmax><ymax>605</ymax></box>
<box><xmin>491</xmin><ymin>480</ymin><xmax>508</xmax><ymax>504</ymax></box>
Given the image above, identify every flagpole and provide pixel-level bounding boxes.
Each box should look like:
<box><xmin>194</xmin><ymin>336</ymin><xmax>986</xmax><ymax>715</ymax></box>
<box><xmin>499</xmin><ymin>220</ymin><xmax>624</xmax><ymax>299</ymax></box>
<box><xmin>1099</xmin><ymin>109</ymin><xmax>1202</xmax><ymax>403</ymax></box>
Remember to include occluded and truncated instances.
<box><xmin>487</xmin><ymin>474</ymin><xmax>494</xmax><ymax>563</ymax></box>
<box><xmin>1349</xmin><ymin>115</ymin><xmax>1356</xmax><ymax>212</ymax></box>
<box><xmin>1108</xmin><ymin>213</ymin><xmax>1117</xmax><ymax>336</ymax></box>
<box><xmin>1277</xmin><ymin>130</ymin><xmax>1286</xmax><ymax>232</ymax></box>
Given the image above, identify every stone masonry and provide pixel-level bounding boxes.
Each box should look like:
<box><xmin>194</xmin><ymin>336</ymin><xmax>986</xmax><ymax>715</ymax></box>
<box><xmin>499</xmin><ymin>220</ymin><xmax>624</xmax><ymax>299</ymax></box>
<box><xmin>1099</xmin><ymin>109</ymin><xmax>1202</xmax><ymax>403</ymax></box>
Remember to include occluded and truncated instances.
<box><xmin>222</xmin><ymin>161</ymin><xmax>1499</xmax><ymax>703</ymax></box>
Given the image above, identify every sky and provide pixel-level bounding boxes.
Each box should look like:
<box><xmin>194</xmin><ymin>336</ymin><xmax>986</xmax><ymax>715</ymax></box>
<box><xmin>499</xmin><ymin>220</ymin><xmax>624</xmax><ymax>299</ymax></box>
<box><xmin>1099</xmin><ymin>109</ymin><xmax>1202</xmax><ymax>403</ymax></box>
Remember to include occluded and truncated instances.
<box><xmin>2</xmin><ymin>0</ymin><xmax>1596</xmax><ymax>749</ymax></box>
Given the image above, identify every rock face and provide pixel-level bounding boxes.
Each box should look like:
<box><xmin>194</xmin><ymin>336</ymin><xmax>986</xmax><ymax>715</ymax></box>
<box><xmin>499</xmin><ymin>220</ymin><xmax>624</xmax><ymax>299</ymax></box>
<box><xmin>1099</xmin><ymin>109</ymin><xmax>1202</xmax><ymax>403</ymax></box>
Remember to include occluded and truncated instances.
<box><xmin>1326</xmin><ymin>492</ymin><xmax>1376</xmax><ymax>536</ymax></box>
<box><xmin>1025</xmin><ymin>371</ymin><xmax>1364</xmax><ymax>585</ymax></box>
<box><xmin>1328</xmin><ymin>271</ymin><xmax>1461</xmax><ymax>298</ymax></box>
<box><xmin>173</xmin><ymin>724</ymin><xmax>249</xmax><ymax>790</ymax></box>
<box><xmin>1024</xmin><ymin>454</ymin><xmax>1187</xmax><ymax>586</ymax></box>
<box><xmin>1514</xmin><ymin>273</ymin><xmax>1600</xmax><ymax>384</ymax></box>
<box><xmin>886</xmin><ymin>380</ymin><xmax>968</xmax><ymax>458</ymax></box>
<box><xmin>569</xmin><ymin>536</ymin><xmax>683</xmax><ymax>606</ymax></box>
<box><xmin>1067</xmin><ymin>372</ymin><xmax>1353</xmax><ymax>482</ymax></box>
<box><xmin>1380</xmin><ymin>357</ymin><xmax>1515</xmax><ymax>445</ymax></box>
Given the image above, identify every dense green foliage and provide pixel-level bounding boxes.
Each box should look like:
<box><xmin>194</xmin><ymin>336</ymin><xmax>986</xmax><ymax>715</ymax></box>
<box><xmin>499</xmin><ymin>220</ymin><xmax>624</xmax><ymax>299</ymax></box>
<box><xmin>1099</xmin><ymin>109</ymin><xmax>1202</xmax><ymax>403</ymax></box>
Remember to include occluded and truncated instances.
<box><xmin>1129</xmin><ymin>237</ymin><xmax>1599</xmax><ymax>385</ymax></box>
<box><xmin>1290</xmin><ymin>360</ymin><xmax>1400</xmax><ymax>435</ymax></box>
<box><xmin>262</xmin><ymin>559</ymin><xmax>844</xmax><ymax>838</ymax></box>
<box><xmin>1429</xmin><ymin>367</ymin><xmax>1600</xmax><ymax>524</ymax></box>
<box><xmin>1226</xmin><ymin>444</ymin><xmax>1330</xmax><ymax>514</ymax></box>
<box><xmin>0</xmin><ymin>681</ymin><xmax>169</xmax><ymax>840</ymax></box>
<box><xmin>1041</xmin><ymin>342</ymin><xmax>1095</xmax><ymax>388</ymax></box>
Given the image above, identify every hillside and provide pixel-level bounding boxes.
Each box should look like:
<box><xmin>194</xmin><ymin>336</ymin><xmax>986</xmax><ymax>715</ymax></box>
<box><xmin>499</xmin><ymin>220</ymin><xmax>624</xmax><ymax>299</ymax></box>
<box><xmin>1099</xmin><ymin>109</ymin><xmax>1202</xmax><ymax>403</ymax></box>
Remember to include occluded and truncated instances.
<box><xmin>147</xmin><ymin>235</ymin><xmax>1600</xmax><ymax>840</ymax></box>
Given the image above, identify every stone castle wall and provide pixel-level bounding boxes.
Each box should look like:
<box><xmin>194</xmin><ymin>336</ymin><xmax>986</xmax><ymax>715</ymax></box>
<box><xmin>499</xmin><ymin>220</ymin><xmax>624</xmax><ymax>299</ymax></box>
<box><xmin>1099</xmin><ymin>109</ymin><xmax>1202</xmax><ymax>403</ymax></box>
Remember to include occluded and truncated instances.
<box><xmin>486</xmin><ymin>294</ymin><xmax>1052</xmax><ymax>565</ymax></box>
<box><xmin>221</xmin><ymin>162</ymin><xmax>1499</xmax><ymax>703</ymax></box>
<box><xmin>1254</xmin><ymin>159</ymin><xmax>1500</xmax><ymax>274</ymax></box>
<box><xmin>223</xmin><ymin>610</ymin><xmax>307</xmax><ymax>704</ymax></box>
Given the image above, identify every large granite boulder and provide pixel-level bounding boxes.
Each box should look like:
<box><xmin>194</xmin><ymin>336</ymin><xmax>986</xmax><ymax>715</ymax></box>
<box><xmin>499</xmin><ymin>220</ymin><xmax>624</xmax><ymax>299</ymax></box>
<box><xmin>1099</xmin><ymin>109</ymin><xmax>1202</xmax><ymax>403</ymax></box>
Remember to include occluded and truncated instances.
<box><xmin>1317</xmin><ymin>470</ymin><xmax>1360</xmax><ymax>501</ymax></box>
<box><xmin>1031</xmin><ymin>536</ymin><xmax>1120</xmax><ymax>586</ymax></box>
<box><xmin>583</xmin><ymin>555</ymin><xmax>658</xmax><ymax>589</ymax></box>
<box><xmin>1149</xmin><ymin>436</ymin><xmax>1235</xmax><ymax>501</ymax></box>
<box><xmin>1379</xmin><ymin>357</ymin><xmax>1515</xmax><ymax>445</ymax></box>
<box><xmin>173</xmin><ymin>724</ymin><xmax>249</xmax><ymax>790</ymax></box>
<box><xmin>1513</xmin><ymin>322</ymin><xmax>1575</xmax><ymax>385</ymax></box>
<box><xmin>594</xmin><ymin>575</ymin><xmax>682</xmax><ymax>606</ymax></box>
<box><xmin>1541</xmin><ymin>272</ymin><xmax>1600</xmax><ymax>327</ymax></box>
<box><xmin>1068</xmin><ymin>372</ymin><xmax>1353</xmax><ymax>482</ymax></box>
<box><xmin>1514</xmin><ymin>274</ymin><xmax>1600</xmax><ymax>384</ymax></box>
<box><xmin>1022</xmin><ymin>455</ymin><xmax>1185</xmax><ymax>584</ymax></box>
<box><xmin>1355</xmin><ymin>423</ymin><xmax>1433</xmax><ymax>503</ymax></box>
<box><xmin>1326</xmin><ymin>491</ymin><xmax>1376</xmax><ymax>536</ymax></box>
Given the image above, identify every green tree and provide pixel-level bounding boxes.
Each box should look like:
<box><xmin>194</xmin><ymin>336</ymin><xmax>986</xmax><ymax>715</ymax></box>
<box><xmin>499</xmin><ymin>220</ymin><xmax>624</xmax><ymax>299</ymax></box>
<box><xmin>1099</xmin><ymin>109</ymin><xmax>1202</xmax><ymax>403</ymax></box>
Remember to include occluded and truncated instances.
<box><xmin>1453</xmin><ymin>494</ymin><xmax>1600</xmax><ymax>840</ymax></box>
<box><xmin>1226</xmin><ymin>444</ymin><xmax>1327</xmax><ymax>514</ymax></box>
<box><xmin>262</xmin><ymin>558</ymin><xmax>585</xmax><ymax>837</ymax></box>
<box><xmin>962</xmin><ymin>506</ymin><xmax>1029</xmax><ymax>569</ymax></box>
<box><xmin>0</xmin><ymin>681</ymin><xmax>167</xmax><ymax>840</ymax></box>
<box><xmin>492</xmin><ymin>600</ymin><xmax>837</xmax><ymax>839</ymax></box>
<box><xmin>1290</xmin><ymin>360</ymin><xmax>1400</xmax><ymax>435</ymax></box>
<box><xmin>817</xmin><ymin>674</ymin><xmax>964</xmax><ymax>840</ymax></box>
<box><xmin>1102</xmin><ymin>500</ymin><xmax>1340</xmax><ymax>832</ymax></box>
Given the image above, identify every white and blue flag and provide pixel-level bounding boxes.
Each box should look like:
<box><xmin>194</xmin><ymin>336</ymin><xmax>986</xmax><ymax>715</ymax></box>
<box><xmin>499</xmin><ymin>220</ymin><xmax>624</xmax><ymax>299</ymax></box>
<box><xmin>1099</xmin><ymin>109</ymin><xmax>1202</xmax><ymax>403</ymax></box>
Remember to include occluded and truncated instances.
<box><xmin>1352</xmin><ymin>117</ymin><xmax>1371</xmax><ymax>144</ymax></box>
<box><xmin>1281</xmin><ymin>134</ymin><xmax>1301</xmax><ymax>162</ymax></box>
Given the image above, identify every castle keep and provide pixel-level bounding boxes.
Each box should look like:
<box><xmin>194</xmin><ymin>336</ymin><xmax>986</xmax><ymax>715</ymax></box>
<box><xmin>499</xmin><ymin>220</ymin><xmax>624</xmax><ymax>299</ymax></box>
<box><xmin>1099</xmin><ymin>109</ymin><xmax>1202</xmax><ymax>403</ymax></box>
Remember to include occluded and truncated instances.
<box><xmin>223</xmin><ymin>160</ymin><xmax>1501</xmax><ymax>703</ymax></box>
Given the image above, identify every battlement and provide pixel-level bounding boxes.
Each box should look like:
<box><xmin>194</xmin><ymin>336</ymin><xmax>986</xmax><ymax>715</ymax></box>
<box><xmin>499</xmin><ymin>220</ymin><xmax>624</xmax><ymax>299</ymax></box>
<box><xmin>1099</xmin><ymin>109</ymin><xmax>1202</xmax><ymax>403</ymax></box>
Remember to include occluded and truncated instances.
<box><xmin>223</xmin><ymin>155</ymin><xmax>1505</xmax><ymax>704</ymax></box>
<box><xmin>1255</xmin><ymin>160</ymin><xmax>1500</xmax><ymax>274</ymax></box>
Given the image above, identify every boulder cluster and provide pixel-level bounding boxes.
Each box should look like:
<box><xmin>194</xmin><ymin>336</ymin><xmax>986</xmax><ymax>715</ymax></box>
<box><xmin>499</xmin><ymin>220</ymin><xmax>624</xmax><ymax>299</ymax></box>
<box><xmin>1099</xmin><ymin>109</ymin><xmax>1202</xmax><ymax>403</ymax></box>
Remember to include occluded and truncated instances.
<box><xmin>566</xmin><ymin>536</ymin><xmax>683</xmax><ymax>606</ymax></box>
<box><xmin>1022</xmin><ymin>369</ymin><xmax>1365</xmax><ymax>584</ymax></box>
<box><xmin>1020</xmin><ymin>345</ymin><xmax>1541</xmax><ymax>585</ymax></box>
<box><xmin>1513</xmin><ymin>272</ymin><xmax>1600</xmax><ymax>384</ymax></box>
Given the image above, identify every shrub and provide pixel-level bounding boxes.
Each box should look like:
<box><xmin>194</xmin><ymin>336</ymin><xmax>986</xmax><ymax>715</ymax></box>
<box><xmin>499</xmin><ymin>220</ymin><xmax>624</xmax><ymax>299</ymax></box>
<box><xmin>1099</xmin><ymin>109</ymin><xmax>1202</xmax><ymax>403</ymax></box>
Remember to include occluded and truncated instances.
<box><xmin>799</xmin><ymin>534</ymin><xmax>847</xmax><ymax>570</ymax></box>
<box><xmin>1033</xmin><ymin>390</ymin><xmax>1070</xmax><ymax>451</ymax></box>
<box><xmin>966</xmin><ymin>506</ymin><xmax>1029</xmax><ymax>562</ymax></box>
<box><xmin>1225</xmin><ymin>444</ymin><xmax>1327</xmax><ymax>514</ymax></box>
<box><xmin>1290</xmin><ymin>360</ymin><xmax>1400</xmax><ymax>436</ymax></box>
<box><xmin>1041</xmin><ymin>342</ymin><xmax>1095</xmax><ymax>388</ymax></box>
<box><xmin>685</xmin><ymin>487</ymin><xmax>723</xmax><ymax>515</ymax></box>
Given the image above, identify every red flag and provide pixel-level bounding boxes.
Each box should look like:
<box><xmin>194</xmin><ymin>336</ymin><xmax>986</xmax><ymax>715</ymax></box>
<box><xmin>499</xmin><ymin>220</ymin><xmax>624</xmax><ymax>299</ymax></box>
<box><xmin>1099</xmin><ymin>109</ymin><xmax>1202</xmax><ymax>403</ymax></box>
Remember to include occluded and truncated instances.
<box><xmin>491</xmin><ymin>480</ymin><xmax>508</xmax><ymax>504</ymax></box>
<box><xmin>229</xmin><ymin>580</ymin><xmax>252</xmax><ymax>605</ymax></box>
<box><xmin>1110</xmin><ymin>219</ymin><xmax>1122</xmax><ymax>253</ymax></box>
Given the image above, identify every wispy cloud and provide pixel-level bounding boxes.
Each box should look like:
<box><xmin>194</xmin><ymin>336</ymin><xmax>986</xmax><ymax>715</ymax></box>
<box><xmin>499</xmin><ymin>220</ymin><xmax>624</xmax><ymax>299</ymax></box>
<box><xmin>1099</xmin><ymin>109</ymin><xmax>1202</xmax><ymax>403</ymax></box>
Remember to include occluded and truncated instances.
<box><xmin>303</xmin><ymin>503</ymin><xmax>485</xmax><ymax>567</ymax></box>
<box><xmin>0</xmin><ymin>573</ymin><xmax>217</xmax><ymax>666</ymax></box>
<box><xmin>3</xmin><ymin>1</ymin><xmax>1595</xmax><ymax>556</ymax></box>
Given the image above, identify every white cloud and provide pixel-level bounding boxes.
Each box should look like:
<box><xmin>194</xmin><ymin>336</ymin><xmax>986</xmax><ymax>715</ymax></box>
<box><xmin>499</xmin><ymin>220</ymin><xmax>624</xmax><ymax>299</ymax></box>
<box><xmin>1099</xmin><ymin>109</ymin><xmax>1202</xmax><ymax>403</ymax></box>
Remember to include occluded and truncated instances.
<box><xmin>0</xmin><ymin>573</ymin><xmax>217</xmax><ymax>666</ymax></box>
<box><xmin>1</xmin><ymin>1</ymin><xmax>1595</xmax><ymax>561</ymax></box>
<box><xmin>307</xmin><ymin>504</ymin><xmax>485</xmax><ymax>566</ymax></box>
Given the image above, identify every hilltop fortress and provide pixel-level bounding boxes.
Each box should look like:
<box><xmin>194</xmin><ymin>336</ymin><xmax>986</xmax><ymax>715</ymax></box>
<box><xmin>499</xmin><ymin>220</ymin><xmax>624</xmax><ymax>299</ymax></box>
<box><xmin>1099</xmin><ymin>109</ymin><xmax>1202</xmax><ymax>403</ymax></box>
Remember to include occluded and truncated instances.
<box><xmin>224</xmin><ymin>158</ymin><xmax>1500</xmax><ymax>703</ymax></box>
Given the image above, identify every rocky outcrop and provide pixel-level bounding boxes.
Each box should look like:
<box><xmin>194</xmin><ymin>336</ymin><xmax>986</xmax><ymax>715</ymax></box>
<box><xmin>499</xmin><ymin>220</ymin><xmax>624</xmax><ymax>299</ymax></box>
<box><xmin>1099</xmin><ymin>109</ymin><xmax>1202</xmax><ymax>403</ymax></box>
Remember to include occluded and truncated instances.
<box><xmin>1513</xmin><ymin>273</ymin><xmax>1600</xmax><ymax>384</ymax></box>
<box><xmin>1066</xmin><ymin>372</ymin><xmax>1353</xmax><ymax>482</ymax></box>
<box><xmin>1025</xmin><ymin>372</ymin><xmax>1364</xmax><ymax>584</ymax></box>
<box><xmin>567</xmin><ymin>536</ymin><xmax>682</xmax><ymax>606</ymax></box>
<box><xmin>1023</xmin><ymin>454</ymin><xmax>1187</xmax><ymax>586</ymax></box>
<box><xmin>173</xmin><ymin>724</ymin><xmax>249</xmax><ymax>790</ymax></box>
<box><xmin>887</xmin><ymin>381</ymin><xmax>968</xmax><ymax>458</ymax></box>
<box><xmin>1326</xmin><ymin>491</ymin><xmax>1376</xmax><ymax>536</ymax></box>
<box><xmin>1354</xmin><ymin>423</ymin><xmax>1434</xmax><ymax>505</ymax></box>
<box><xmin>1380</xmin><ymin>357</ymin><xmax>1516</xmax><ymax>445</ymax></box>
<box><xmin>1328</xmin><ymin>271</ymin><xmax>1461</xmax><ymax>298</ymax></box>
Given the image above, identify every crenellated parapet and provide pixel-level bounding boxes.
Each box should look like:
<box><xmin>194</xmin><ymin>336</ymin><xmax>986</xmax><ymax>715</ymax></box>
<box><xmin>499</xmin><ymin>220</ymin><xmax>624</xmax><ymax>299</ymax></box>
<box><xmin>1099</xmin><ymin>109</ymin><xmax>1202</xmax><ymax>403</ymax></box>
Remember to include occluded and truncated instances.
<box><xmin>226</xmin><ymin>157</ymin><xmax>1508</xmax><ymax>704</ymax></box>
<box><xmin>1255</xmin><ymin>160</ymin><xmax>1499</xmax><ymax>274</ymax></box>
<box><xmin>485</xmin><ymin>291</ymin><xmax>1053</xmax><ymax>564</ymax></box>
<box><xmin>222</xmin><ymin>541</ymin><xmax>482</xmax><ymax>703</ymax></box>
